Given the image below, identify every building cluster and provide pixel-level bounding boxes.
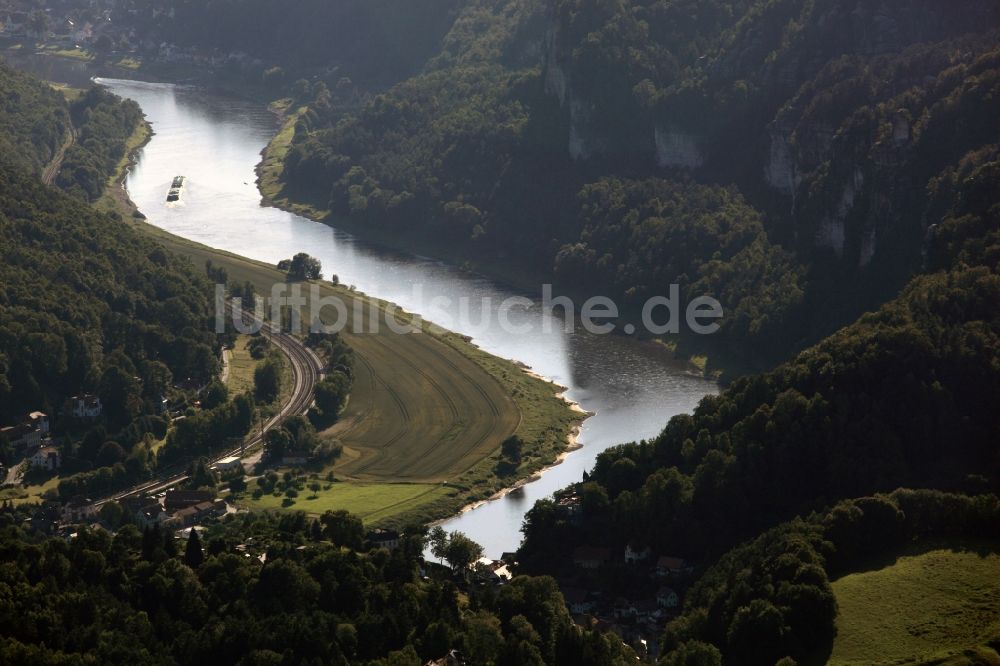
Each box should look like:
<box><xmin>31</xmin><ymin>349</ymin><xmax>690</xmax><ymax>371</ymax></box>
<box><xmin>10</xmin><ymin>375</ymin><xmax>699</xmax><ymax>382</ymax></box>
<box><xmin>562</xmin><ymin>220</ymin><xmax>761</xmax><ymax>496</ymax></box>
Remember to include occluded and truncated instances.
<box><xmin>549</xmin><ymin>493</ymin><xmax>695</xmax><ymax>655</ymax></box>
<box><xmin>1</xmin><ymin>411</ymin><xmax>59</xmax><ymax>476</ymax></box>
<box><xmin>123</xmin><ymin>489</ymin><xmax>228</xmax><ymax>529</ymax></box>
<box><xmin>562</xmin><ymin>544</ymin><xmax>690</xmax><ymax>644</ymax></box>
<box><xmin>0</xmin><ymin>0</ymin><xmax>129</xmax><ymax>47</ymax></box>
<box><xmin>32</xmin><ymin>490</ymin><xmax>230</xmax><ymax>533</ymax></box>
<box><xmin>0</xmin><ymin>396</ymin><xmax>105</xmax><ymax>478</ymax></box>
<box><xmin>0</xmin><ymin>0</ymin><xmax>263</xmax><ymax>72</ymax></box>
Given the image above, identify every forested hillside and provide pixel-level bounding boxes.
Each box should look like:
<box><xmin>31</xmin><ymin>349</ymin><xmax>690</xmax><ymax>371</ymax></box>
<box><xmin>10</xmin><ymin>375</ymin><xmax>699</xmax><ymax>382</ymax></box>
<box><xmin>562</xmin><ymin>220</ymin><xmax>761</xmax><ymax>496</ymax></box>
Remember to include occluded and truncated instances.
<box><xmin>0</xmin><ymin>60</ymin><xmax>71</xmax><ymax>172</ymax></box>
<box><xmin>274</xmin><ymin>0</ymin><xmax>1000</xmax><ymax>363</ymax></box>
<box><xmin>0</xmin><ymin>162</ymin><xmax>219</xmax><ymax>422</ymax></box>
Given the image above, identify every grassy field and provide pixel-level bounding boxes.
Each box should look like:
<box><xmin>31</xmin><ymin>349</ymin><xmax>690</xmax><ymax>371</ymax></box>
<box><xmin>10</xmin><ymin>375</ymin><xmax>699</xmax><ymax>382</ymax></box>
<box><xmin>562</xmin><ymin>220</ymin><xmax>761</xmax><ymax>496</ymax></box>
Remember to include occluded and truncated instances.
<box><xmin>0</xmin><ymin>471</ymin><xmax>61</xmax><ymax>505</ymax></box>
<box><xmin>243</xmin><ymin>482</ymin><xmax>456</xmax><ymax>525</ymax></box>
<box><xmin>830</xmin><ymin>543</ymin><xmax>1000</xmax><ymax>665</ymax></box>
<box><xmin>225</xmin><ymin>335</ymin><xmax>260</xmax><ymax>395</ymax></box>
<box><xmin>38</xmin><ymin>44</ymin><xmax>94</xmax><ymax>62</ymax></box>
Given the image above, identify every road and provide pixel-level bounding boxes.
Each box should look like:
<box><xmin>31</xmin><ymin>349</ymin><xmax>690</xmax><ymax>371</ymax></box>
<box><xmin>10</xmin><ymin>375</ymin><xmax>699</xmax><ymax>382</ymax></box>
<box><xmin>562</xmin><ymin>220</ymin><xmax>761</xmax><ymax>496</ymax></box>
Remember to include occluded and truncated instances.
<box><xmin>95</xmin><ymin>322</ymin><xmax>323</xmax><ymax>506</ymax></box>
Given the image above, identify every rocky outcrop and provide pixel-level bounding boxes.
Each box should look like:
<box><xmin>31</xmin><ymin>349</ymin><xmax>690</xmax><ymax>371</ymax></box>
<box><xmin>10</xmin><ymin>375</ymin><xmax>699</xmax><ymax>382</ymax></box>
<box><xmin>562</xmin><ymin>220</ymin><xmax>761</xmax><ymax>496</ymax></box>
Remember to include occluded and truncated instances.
<box><xmin>764</xmin><ymin>131</ymin><xmax>798</xmax><ymax>195</ymax></box>
<box><xmin>654</xmin><ymin>125</ymin><xmax>704</xmax><ymax>169</ymax></box>
<box><xmin>815</xmin><ymin>168</ymin><xmax>865</xmax><ymax>257</ymax></box>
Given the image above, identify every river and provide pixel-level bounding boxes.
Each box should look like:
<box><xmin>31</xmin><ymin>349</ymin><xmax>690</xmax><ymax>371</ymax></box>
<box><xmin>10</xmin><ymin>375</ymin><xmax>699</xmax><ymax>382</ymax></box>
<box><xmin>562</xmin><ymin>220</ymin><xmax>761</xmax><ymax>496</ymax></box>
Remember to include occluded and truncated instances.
<box><xmin>87</xmin><ymin>77</ymin><xmax>717</xmax><ymax>556</ymax></box>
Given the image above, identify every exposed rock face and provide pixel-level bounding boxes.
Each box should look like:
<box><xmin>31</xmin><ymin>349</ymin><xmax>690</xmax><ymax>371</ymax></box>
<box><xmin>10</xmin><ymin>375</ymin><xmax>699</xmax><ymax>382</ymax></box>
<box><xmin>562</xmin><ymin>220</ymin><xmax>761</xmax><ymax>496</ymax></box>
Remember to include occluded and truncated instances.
<box><xmin>816</xmin><ymin>168</ymin><xmax>865</xmax><ymax>256</ymax></box>
<box><xmin>568</xmin><ymin>98</ymin><xmax>593</xmax><ymax>160</ymax></box>
<box><xmin>543</xmin><ymin>27</ymin><xmax>568</xmax><ymax>107</ymax></box>
<box><xmin>859</xmin><ymin>228</ymin><xmax>877</xmax><ymax>267</ymax></box>
<box><xmin>892</xmin><ymin>112</ymin><xmax>911</xmax><ymax>146</ymax></box>
<box><xmin>765</xmin><ymin>131</ymin><xmax>798</xmax><ymax>194</ymax></box>
<box><xmin>655</xmin><ymin>125</ymin><xmax>704</xmax><ymax>169</ymax></box>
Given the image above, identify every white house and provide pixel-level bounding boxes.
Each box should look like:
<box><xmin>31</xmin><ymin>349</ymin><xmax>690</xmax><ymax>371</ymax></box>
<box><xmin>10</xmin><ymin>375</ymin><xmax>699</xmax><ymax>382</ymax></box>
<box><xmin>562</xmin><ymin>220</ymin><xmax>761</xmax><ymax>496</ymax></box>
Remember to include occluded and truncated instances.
<box><xmin>1</xmin><ymin>422</ymin><xmax>41</xmax><ymax>453</ymax></box>
<box><xmin>121</xmin><ymin>496</ymin><xmax>171</xmax><ymax>528</ymax></box>
<box><xmin>213</xmin><ymin>455</ymin><xmax>242</xmax><ymax>472</ymax></box>
<box><xmin>657</xmin><ymin>586</ymin><xmax>680</xmax><ymax>609</ymax></box>
<box><xmin>27</xmin><ymin>412</ymin><xmax>49</xmax><ymax>434</ymax></box>
<box><xmin>562</xmin><ymin>587</ymin><xmax>594</xmax><ymax>615</ymax></box>
<box><xmin>31</xmin><ymin>446</ymin><xmax>61</xmax><ymax>471</ymax></box>
<box><xmin>70</xmin><ymin>395</ymin><xmax>102</xmax><ymax>419</ymax></box>
<box><xmin>624</xmin><ymin>543</ymin><xmax>651</xmax><ymax>563</ymax></box>
<box><xmin>62</xmin><ymin>497</ymin><xmax>99</xmax><ymax>524</ymax></box>
<box><xmin>656</xmin><ymin>555</ymin><xmax>688</xmax><ymax>577</ymax></box>
<box><xmin>366</xmin><ymin>528</ymin><xmax>401</xmax><ymax>551</ymax></box>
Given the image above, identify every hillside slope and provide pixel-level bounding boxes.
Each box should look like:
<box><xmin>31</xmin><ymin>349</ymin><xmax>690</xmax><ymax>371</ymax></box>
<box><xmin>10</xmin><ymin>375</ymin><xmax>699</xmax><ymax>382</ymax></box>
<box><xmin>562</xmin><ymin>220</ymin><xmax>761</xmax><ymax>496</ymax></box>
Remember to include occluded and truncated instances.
<box><xmin>273</xmin><ymin>0</ymin><xmax>1000</xmax><ymax>364</ymax></box>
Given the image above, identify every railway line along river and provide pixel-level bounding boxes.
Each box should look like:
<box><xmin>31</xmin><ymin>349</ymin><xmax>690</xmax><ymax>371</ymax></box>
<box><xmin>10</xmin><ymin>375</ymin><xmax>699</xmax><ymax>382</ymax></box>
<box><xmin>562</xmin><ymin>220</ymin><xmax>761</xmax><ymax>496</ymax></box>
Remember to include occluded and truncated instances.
<box><xmin>97</xmin><ymin>77</ymin><xmax>718</xmax><ymax>556</ymax></box>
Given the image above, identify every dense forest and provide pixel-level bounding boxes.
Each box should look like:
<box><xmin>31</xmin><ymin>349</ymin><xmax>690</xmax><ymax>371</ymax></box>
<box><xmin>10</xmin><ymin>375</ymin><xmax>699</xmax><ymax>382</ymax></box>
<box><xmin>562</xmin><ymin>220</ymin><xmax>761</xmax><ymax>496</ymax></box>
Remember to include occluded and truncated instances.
<box><xmin>0</xmin><ymin>60</ymin><xmax>71</xmax><ymax>172</ymax></box>
<box><xmin>55</xmin><ymin>86</ymin><xmax>144</xmax><ymax>201</ymax></box>
<box><xmin>0</xmin><ymin>507</ymin><xmax>638</xmax><ymax>665</ymax></box>
<box><xmin>0</xmin><ymin>158</ymin><xmax>220</xmax><ymax>424</ymax></box>
<box><xmin>270</xmin><ymin>0</ymin><xmax>1000</xmax><ymax>364</ymax></box>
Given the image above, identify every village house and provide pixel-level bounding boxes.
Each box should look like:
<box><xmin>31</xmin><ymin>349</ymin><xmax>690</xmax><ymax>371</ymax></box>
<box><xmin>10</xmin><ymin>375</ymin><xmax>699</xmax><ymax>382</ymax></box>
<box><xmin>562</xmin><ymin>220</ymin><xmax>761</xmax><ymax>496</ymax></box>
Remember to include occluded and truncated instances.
<box><xmin>1</xmin><ymin>411</ymin><xmax>49</xmax><ymax>452</ymax></box>
<box><xmin>164</xmin><ymin>489</ymin><xmax>215</xmax><ymax>511</ymax></box>
<box><xmin>624</xmin><ymin>543</ymin><xmax>651</xmax><ymax>563</ymax></box>
<box><xmin>424</xmin><ymin>649</ymin><xmax>467</xmax><ymax>666</ymax></box>
<box><xmin>212</xmin><ymin>455</ymin><xmax>242</xmax><ymax>472</ymax></box>
<box><xmin>562</xmin><ymin>587</ymin><xmax>594</xmax><ymax>615</ymax></box>
<box><xmin>556</xmin><ymin>494</ymin><xmax>583</xmax><ymax>525</ymax></box>
<box><xmin>655</xmin><ymin>555</ymin><xmax>689</xmax><ymax>578</ymax></box>
<box><xmin>1</xmin><ymin>422</ymin><xmax>41</xmax><ymax>453</ymax></box>
<box><xmin>657</xmin><ymin>586</ymin><xmax>680</xmax><ymax>610</ymax></box>
<box><xmin>4</xmin><ymin>11</ymin><xmax>27</xmax><ymax>36</ymax></box>
<box><xmin>30</xmin><ymin>445</ymin><xmax>61</xmax><ymax>471</ymax></box>
<box><xmin>612</xmin><ymin>597</ymin><xmax>638</xmax><ymax>620</ymax></box>
<box><xmin>62</xmin><ymin>496</ymin><xmax>98</xmax><ymax>524</ymax></box>
<box><xmin>121</xmin><ymin>496</ymin><xmax>171</xmax><ymax>529</ymax></box>
<box><xmin>27</xmin><ymin>411</ymin><xmax>50</xmax><ymax>435</ymax></box>
<box><xmin>25</xmin><ymin>504</ymin><xmax>61</xmax><ymax>535</ymax></box>
<box><xmin>472</xmin><ymin>557</ymin><xmax>512</xmax><ymax>585</ymax></box>
<box><xmin>573</xmin><ymin>545</ymin><xmax>612</xmax><ymax>570</ymax></box>
<box><xmin>633</xmin><ymin>599</ymin><xmax>660</xmax><ymax>620</ymax></box>
<box><xmin>173</xmin><ymin>499</ymin><xmax>226</xmax><ymax>527</ymax></box>
<box><xmin>366</xmin><ymin>528</ymin><xmax>401</xmax><ymax>551</ymax></box>
<box><xmin>68</xmin><ymin>395</ymin><xmax>102</xmax><ymax>419</ymax></box>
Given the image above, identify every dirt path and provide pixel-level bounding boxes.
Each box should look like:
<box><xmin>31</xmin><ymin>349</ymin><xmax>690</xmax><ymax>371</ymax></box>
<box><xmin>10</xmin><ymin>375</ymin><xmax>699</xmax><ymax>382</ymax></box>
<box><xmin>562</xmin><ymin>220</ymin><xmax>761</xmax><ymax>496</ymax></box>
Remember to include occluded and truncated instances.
<box><xmin>42</xmin><ymin>126</ymin><xmax>75</xmax><ymax>185</ymax></box>
<box><xmin>220</xmin><ymin>348</ymin><xmax>232</xmax><ymax>385</ymax></box>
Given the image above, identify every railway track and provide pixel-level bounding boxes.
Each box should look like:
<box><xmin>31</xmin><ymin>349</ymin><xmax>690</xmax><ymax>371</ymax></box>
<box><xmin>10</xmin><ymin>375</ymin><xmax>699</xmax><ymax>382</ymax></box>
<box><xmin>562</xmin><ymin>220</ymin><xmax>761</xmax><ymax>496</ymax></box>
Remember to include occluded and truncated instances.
<box><xmin>95</xmin><ymin>322</ymin><xmax>323</xmax><ymax>507</ymax></box>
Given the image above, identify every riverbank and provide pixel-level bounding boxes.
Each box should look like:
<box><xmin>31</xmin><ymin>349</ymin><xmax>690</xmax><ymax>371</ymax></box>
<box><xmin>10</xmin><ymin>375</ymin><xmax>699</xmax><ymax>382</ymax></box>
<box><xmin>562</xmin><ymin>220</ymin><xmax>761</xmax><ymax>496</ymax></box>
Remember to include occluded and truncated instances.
<box><xmin>101</xmin><ymin>115</ymin><xmax>586</xmax><ymax>529</ymax></box>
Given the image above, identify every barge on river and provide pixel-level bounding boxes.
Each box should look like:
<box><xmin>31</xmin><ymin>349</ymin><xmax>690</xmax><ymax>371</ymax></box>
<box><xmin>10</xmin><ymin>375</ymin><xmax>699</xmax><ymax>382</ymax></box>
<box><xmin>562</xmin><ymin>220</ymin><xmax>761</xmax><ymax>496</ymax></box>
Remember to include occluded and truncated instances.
<box><xmin>166</xmin><ymin>176</ymin><xmax>185</xmax><ymax>202</ymax></box>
